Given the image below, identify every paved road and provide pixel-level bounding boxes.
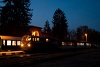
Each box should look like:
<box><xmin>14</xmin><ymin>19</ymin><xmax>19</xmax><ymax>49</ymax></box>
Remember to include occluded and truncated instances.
<box><xmin>0</xmin><ymin>48</ymin><xmax>100</xmax><ymax>67</ymax></box>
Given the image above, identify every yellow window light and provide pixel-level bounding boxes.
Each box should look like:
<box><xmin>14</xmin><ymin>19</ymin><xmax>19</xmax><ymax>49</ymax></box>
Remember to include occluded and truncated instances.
<box><xmin>37</xmin><ymin>38</ymin><xmax>39</xmax><ymax>41</ymax></box>
<box><xmin>62</xmin><ymin>42</ymin><xmax>65</xmax><ymax>46</ymax></box>
<box><xmin>32</xmin><ymin>32</ymin><xmax>36</xmax><ymax>36</ymax></box>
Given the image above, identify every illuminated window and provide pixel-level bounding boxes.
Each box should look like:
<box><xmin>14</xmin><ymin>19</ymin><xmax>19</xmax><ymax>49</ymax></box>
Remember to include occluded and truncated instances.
<box><xmin>77</xmin><ymin>43</ymin><xmax>85</xmax><ymax>46</ymax></box>
<box><xmin>33</xmin><ymin>38</ymin><xmax>39</xmax><ymax>41</ymax></box>
<box><xmin>37</xmin><ymin>38</ymin><xmax>39</xmax><ymax>41</ymax></box>
<box><xmin>17</xmin><ymin>41</ymin><xmax>20</xmax><ymax>46</ymax></box>
<box><xmin>12</xmin><ymin>41</ymin><xmax>16</xmax><ymax>46</ymax></box>
<box><xmin>77</xmin><ymin>43</ymin><xmax>80</xmax><ymax>46</ymax></box>
<box><xmin>86</xmin><ymin>43</ymin><xmax>91</xmax><ymax>46</ymax></box>
<box><xmin>3</xmin><ymin>40</ymin><xmax>5</xmax><ymax>45</ymax></box>
<box><xmin>80</xmin><ymin>43</ymin><xmax>84</xmax><ymax>46</ymax></box>
<box><xmin>33</xmin><ymin>38</ymin><xmax>34</xmax><ymax>41</ymax></box>
<box><xmin>35</xmin><ymin>38</ymin><xmax>37</xmax><ymax>41</ymax></box>
<box><xmin>69</xmin><ymin>42</ymin><xmax>72</xmax><ymax>46</ymax></box>
<box><xmin>62</xmin><ymin>42</ymin><xmax>65</xmax><ymax>46</ymax></box>
<box><xmin>32</xmin><ymin>31</ymin><xmax>39</xmax><ymax>36</ymax></box>
<box><xmin>32</xmin><ymin>38</ymin><xmax>37</xmax><ymax>41</ymax></box>
<box><xmin>7</xmin><ymin>40</ymin><xmax>11</xmax><ymax>46</ymax></box>
<box><xmin>32</xmin><ymin>32</ymin><xmax>36</xmax><ymax>36</ymax></box>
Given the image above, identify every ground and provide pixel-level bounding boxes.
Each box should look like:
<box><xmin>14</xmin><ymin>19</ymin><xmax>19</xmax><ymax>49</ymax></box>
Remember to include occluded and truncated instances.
<box><xmin>32</xmin><ymin>48</ymin><xmax>100</xmax><ymax>67</ymax></box>
<box><xmin>0</xmin><ymin>48</ymin><xmax>100</xmax><ymax>67</ymax></box>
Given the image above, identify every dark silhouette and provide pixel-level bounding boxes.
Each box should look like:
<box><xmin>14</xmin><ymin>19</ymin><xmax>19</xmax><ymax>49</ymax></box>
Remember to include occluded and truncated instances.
<box><xmin>67</xmin><ymin>29</ymin><xmax>77</xmax><ymax>40</ymax></box>
<box><xmin>0</xmin><ymin>0</ymin><xmax>32</xmax><ymax>36</ymax></box>
<box><xmin>76</xmin><ymin>25</ymin><xmax>100</xmax><ymax>44</ymax></box>
<box><xmin>52</xmin><ymin>8</ymin><xmax>68</xmax><ymax>45</ymax></box>
<box><xmin>77</xmin><ymin>26</ymin><xmax>88</xmax><ymax>42</ymax></box>
<box><xmin>43</xmin><ymin>20</ymin><xmax>52</xmax><ymax>35</ymax></box>
<box><xmin>87</xmin><ymin>29</ymin><xmax>100</xmax><ymax>43</ymax></box>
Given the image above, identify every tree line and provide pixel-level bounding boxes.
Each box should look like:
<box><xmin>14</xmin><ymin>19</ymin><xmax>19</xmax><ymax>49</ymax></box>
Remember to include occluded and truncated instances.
<box><xmin>43</xmin><ymin>8</ymin><xmax>68</xmax><ymax>42</ymax></box>
<box><xmin>67</xmin><ymin>26</ymin><xmax>100</xmax><ymax>44</ymax></box>
<box><xmin>0</xmin><ymin>0</ymin><xmax>32</xmax><ymax>36</ymax></box>
<box><xmin>0</xmin><ymin>0</ymin><xmax>100</xmax><ymax>45</ymax></box>
<box><xmin>43</xmin><ymin>9</ymin><xmax>100</xmax><ymax>45</ymax></box>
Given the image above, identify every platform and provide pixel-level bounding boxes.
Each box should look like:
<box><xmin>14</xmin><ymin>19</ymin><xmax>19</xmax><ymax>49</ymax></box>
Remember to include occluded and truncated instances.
<box><xmin>0</xmin><ymin>50</ymin><xmax>24</xmax><ymax>56</ymax></box>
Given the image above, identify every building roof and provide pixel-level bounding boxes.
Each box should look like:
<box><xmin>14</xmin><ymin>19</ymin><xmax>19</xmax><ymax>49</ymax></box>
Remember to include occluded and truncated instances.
<box><xmin>0</xmin><ymin>35</ymin><xmax>22</xmax><ymax>40</ymax></box>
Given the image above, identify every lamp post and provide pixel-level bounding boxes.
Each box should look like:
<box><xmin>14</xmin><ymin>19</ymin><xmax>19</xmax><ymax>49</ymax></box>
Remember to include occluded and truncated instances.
<box><xmin>85</xmin><ymin>33</ymin><xmax>87</xmax><ymax>42</ymax></box>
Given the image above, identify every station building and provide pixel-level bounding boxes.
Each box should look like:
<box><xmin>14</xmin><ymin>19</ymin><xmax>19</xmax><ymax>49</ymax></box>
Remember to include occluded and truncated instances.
<box><xmin>0</xmin><ymin>25</ymin><xmax>52</xmax><ymax>50</ymax></box>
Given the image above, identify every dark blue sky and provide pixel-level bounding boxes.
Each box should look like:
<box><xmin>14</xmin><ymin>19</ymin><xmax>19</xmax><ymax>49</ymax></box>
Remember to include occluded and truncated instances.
<box><xmin>0</xmin><ymin>0</ymin><xmax>100</xmax><ymax>31</ymax></box>
<box><xmin>30</xmin><ymin>0</ymin><xmax>100</xmax><ymax>32</ymax></box>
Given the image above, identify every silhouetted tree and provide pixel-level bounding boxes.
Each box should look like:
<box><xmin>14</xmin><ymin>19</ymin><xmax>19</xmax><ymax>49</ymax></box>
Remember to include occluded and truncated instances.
<box><xmin>0</xmin><ymin>0</ymin><xmax>32</xmax><ymax>36</ymax></box>
<box><xmin>77</xmin><ymin>26</ymin><xmax>89</xmax><ymax>42</ymax></box>
<box><xmin>52</xmin><ymin>8</ymin><xmax>68</xmax><ymax>45</ymax></box>
<box><xmin>88</xmin><ymin>29</ymin><xmax>100</xmax><ymax>43</ymax></box>
<box><xmin>76</xmin><ymin>25</ymin><xmax>100</xmax><ymax>44</ymax></box>
<box><xmin>68</xmin><ymin>29</ymin><xmax>77</xmax><ymax>40</ymax></box>
<box><xmin>43</xmin><ymin>20</ymin><xmax>51</xmax><ymax>34</ymax></box>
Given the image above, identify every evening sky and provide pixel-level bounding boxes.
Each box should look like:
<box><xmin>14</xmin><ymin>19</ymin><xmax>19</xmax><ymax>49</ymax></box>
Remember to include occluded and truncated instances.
<box><xmin>30</xmin><ymin>0</ymin><xmax>100</xmax><ymax>31</ymax></box>
<box><xmin>0</xmin><ymin>0</ymin><xmax>100</xmax><ymax>31</ymax></box>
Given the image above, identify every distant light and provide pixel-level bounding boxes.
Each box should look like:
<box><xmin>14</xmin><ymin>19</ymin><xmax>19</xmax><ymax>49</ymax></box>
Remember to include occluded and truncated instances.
<box><xmin>8</xmin><ymin>50</ymin><xmax>11</xmax><ymax>52</ymax></box>
<box><xmin>46</xmin><ymin>38</ymin><xmax>49</xmax><ymax>42</ymax></box>
<box><xmin>20</xmin><ymin>55</ymin><xmax>24</xmax><ymax>57</ymax></box>
<box><xmin>85</xmin><ymin>33</ymin><xmax>87</xmax><ymax>36</ymax></box>
<box><xmin>62</xmin><ymin>42</ymin><xmax>65</xmax><ymax>46</ymax></box>
<box><xmin>37</xmin><ymin>38</ymin><xmax>39</xmax><ymax>41</ymax></box>
<box><xmin>26</xmin><ymin>54</ymin><xmax>31</xmax><ymax>57</ymax></box>
<box><xmin>28</xmin><ymin>44</ymin><xmax>31</xmax><ymax>47</ymax></box>
<box><xmin>21</xmin><ymin>44</ymin><xmax>24</xmax><ymax>47</ymax></box>
<box><xmin>69</xmin><ymin>42</ymin><xmax>72</xmax><ymax>46</ymax></box>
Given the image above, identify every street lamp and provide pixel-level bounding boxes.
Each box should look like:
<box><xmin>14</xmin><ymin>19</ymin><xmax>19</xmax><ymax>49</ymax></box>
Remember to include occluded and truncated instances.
<box><xmin>85</xmin><ymin>33</ymin><xmax>87</xmax><ymax>42</ymax></box>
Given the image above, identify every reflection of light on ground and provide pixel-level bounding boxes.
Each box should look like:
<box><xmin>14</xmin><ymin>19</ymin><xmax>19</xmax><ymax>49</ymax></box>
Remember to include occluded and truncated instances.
<box><xmin>26</xmin><ymin>54</ymin><xmax>30</xmax><ymax>57</ymax></box>
<box><xmin>19</xmin><ymin>54</ymin><xmax>31</xmax><ymax>57</ymax></box>
<box><xmin>20</xmin><ymin>55</ymin><xmax>24</xmax><ymax>57</ymax></box>
<box><xmin>0</xmin><ymin>51</ymin><xmax>24</xmax><ymax>56</ymax></box>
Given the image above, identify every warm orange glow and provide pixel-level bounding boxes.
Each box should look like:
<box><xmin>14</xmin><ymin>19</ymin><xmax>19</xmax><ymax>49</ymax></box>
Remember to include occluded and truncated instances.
<box><xmin>37</xmin><ymin>38</ymin><xmax>39</xmax><ymax>41</ymax></box>
<box><xmin>46</xmin><ymin>38</ymin><xmax>49</xmax><ymax>42</ymax></box>
<box><xmin>32</xmin><ymin>32</ymin><xmax>36</xmax><ymax>36</ymax></box>
<box><xmin>85</xmin><ymin>33</ymin><xmax>87</xmax><ymax>37</ymax></box>
<box><xmin>21</xmin><ymin>43</ymin><xmax>24</xmax><ymax>47</ymax></box>
<box><xmin>28</xmin><ymin>44</ymin><xmax>31</xmax><ymax>47</ymax></box>
<box><xmin>32</xmin><ymin>31</ymin><xmax>39</xmax><ymax>36</ymax></box>
<box><xmin>26</xmin><ymin>36</ymin><xmax>31</xmax><ymax>41</ymax></box>
<box><xmin>69</xmin><ymin>42</ymin><xmax>72</xmax><ymax>46</ymax></box>
<box><xmin>0</xmin><ymin>51</ymin><xmax>24</xmax><ymax>55</ymax></box>
<box><xmin>27</xmin><ymin>38</ymin><xmax>31</xmax><ymax>41</ymax></box>
<box><xmin>85</xmin><ymin>33</ymin><xmax>87</xmax><ymax>42</ymax></box>
<box><xmin>0</xmin><ymin>36</ymin><xmax>21</xmax><ymax>40</ymax></box>
<box><xmin>21</xmin><ymin>45</ymin><xmax>23</xmax><ymax>47</ymax></box>
<box><xmin>12</xmin><ymin>41</ymin><xmax>16</xmax><ymax>46</ymax></box>
<box><xmin>62</xmin><ymin>42</ymin><xmax>65</xmax><ymax>46</ymax></box>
